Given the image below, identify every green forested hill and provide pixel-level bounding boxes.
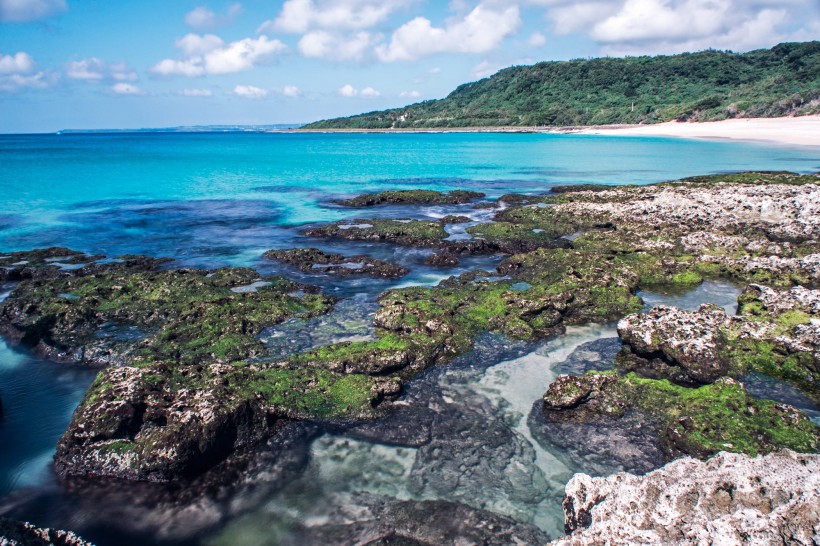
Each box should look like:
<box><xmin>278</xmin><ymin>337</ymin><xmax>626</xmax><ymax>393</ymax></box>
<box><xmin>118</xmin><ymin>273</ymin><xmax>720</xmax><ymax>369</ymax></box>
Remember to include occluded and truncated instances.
<box><xmin>303</xmin><ymin>42</ymin><xmax>820</xmax><ymax>129</ymax></box>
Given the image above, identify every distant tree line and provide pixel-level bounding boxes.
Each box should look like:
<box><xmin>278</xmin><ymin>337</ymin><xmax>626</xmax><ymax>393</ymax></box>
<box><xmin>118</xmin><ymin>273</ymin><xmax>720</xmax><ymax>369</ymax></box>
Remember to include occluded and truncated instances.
<box><xmin>303</xmin><ymin>42</ymin><xmax>820</xmax><ymax>129</ymax></box>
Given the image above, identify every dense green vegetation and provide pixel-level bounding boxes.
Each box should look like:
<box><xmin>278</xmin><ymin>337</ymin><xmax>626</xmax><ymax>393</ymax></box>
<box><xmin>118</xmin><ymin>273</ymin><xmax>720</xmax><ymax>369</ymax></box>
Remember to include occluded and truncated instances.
<box><xmin>304</xmin><ymin>42</ymin><xmax>820</xmax><ymax>129</ymax></box>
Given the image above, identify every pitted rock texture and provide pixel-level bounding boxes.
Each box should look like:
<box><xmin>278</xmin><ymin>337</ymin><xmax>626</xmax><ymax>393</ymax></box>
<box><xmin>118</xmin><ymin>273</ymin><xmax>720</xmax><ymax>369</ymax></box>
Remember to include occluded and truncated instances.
<box><xmin>617</xmin><ymin>304</ymin><xmax>734</xmax><ymax>385</ymax></box>
<box><xmin>553</xmin><ymin>176</ymin><xmax>820</xmax><ymax>242</ymax></box>
<box><xmin>552</xmin><ymin>450</ymin><xmax>820</xmax><ymax>546</ymax></box>
<box><xmin>0</xmin><ymin>518</ymin><xmax>93</xmax><ymax>546</ymax></box>
<box><xmin>618</xmin><ymin>284</ymin><xmax>820</xmax><ymax>393</ymax></box>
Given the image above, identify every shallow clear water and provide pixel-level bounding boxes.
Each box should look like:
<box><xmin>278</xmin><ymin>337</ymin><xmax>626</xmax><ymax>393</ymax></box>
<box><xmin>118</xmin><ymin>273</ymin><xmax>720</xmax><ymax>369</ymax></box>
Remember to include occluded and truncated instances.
<box><xmin>0</xmin><ymin>133</ymin><xmax>819</xmax><ymax>544</ymax></box>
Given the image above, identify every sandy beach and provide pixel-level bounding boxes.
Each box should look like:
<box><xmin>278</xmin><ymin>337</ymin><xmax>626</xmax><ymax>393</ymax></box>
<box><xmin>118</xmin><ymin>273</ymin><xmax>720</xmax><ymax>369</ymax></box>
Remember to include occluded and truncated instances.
<box><xmin>567</xmin><ymin>115</ymin><xmax>820</xmax><ymax>147</ymax></box>
<box><xmin>299</xmin><ymin>116</ymin><xmax>820</xmax><ymax>148</ymax></box>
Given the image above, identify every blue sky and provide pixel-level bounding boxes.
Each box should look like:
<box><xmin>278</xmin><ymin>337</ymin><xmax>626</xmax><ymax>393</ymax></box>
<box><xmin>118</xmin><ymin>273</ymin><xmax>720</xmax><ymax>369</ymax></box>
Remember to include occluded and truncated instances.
<box><xmin>1</xmin><ymin>0</ymin><xmax>818</xmax><ymax>133</ymax></box>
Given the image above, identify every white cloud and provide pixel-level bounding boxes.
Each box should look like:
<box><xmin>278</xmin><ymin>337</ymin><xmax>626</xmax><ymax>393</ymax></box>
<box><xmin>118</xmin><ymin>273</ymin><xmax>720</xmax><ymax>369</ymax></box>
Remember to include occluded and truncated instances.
<box><xmin>0</xmin><ymin>51</ymin><xmax>54</xmax><ymax>91</ymax></box>
<box><xmin>175</xmin><ymin>33</ymin><xmax>225</xmax><ymax>56</ymax></box>
<box><xmin>338</xmin><ymin>83</ymin><xmax>380</xmax><ymax>98</ymax></box>
<box><xmin>360</xmin><ymin>86</ymin><xmax>380</xmax><ymax>97</ymax></box>
<box><xmin>260</xmin><ymin>0</ymin><xmax>409</xmax><ymax>34</ymax></box>
<box><xmin>0</xmin><ymin>0</ymin><xmax>66</xmax><ymax>22</ymax></box>
<box><xmin>298</xmin><ymin>30</ymin><xmax>378</xmax><ymax>61</ymax></box>
<box><xmin>233</xmin><ymin>84</ymin><xmax>268</xmax><ymax>99</ymax></box>
<box><xmin>65</xmin><ymin>58</ymin><xmax>138</xmax><ymax>82</ymax></box>
<box><xmin>282</xmin><ymin>85</ymin><xmax>300</xmax><ymax>97</ymax></box>
<box><xmin>528</xmin><ymin>31</ymin><xmax>547</xmax><ymax>47</ymax></box>
<box><xmin>376</xmin><ymin>4</ymin><xmax>521</xmax><ymax>62</ymax></box>
<box><xmin>529</xmin><ymin>0</ymin><xmax>818</xmax><ymax>55</ymax></box>
<box><xmin>338</xmin><ymin>83</ymin><xmax>357</xmax><ymax>97</ymax></box>
<box><xmin>185</xmin><ymin>3</ymin><xmax>242</xmax><ymax>30</ymax></box>
<box><xmin>399</xmin><ymin>90</ymin><xmax>421</xmax><ymax>99</ymax></box>
<box><xmin>110</xmin><ymin>82</ymin><xmax>144</xmax><ymax>95</ymax></box>
<box><xmin>151</xmin><ymin>35</ymin><xmax>287</xmax><ymax>77</ymax></box>
<box><xmin>0</xmin><ymin>51</ymin><xmax>34</xmax><ymax>74</ymax></box>
<box><xmin>179</xmin><ymin>88</ymin><xmax>213</xmax><ymax>96</ymax></box>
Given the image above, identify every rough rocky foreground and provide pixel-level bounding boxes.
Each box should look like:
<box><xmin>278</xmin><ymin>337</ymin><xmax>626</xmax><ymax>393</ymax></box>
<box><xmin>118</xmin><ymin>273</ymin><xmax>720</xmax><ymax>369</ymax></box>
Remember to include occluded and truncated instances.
<box><xmin>2</xmin><ymin>172</ymin><xmax>818</xmax><ymax>487</ymax></box>
<box><xmin>0</xmin><ymin>518</ymin><xmax>92</xmax><ymax>546</ymax></box>
<box><xmin>553</xmin><ymin>450</ymin><xmax>820</xmax><ymax>545</ymax></box>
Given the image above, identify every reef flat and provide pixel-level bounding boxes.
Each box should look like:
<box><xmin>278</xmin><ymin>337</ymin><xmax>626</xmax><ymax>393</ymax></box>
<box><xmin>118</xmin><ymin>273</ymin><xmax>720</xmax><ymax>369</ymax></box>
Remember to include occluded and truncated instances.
<box><xmin>1</xmin><ymin>171</ymin><xmax>819</xmax><ymax>544</ymax></box>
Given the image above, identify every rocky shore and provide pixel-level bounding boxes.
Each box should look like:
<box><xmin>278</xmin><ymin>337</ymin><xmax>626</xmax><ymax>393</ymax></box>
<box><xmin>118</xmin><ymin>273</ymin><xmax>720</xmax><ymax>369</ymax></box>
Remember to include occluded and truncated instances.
<box><xmin>554</xmin><ymin>450</ymin><xmax>820</xmax><ymax>545</ymax></box>
<box><xmin>1</xmin><ymin>171</ymin><xmax>819</xmax><ymax>544</ymax></box>
<box><xmin>0</xmin><ymin>518</ymin><xmax>92</xmax><ymax>546</ymax></box>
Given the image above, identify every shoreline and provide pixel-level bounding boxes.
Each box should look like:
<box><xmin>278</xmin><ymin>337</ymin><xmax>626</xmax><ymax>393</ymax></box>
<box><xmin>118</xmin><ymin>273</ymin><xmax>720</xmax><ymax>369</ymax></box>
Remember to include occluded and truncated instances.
<box><xmin>295</xmin><ymin>115</ymin><xmax>820</xmax><ymax>148</ymax></box>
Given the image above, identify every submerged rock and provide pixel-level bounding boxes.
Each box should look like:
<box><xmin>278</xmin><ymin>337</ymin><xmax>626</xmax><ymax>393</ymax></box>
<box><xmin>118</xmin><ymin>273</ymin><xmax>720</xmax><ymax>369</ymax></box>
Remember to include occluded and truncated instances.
<box><xmin>288</xmin><ymin>493</ymin><xmax>550</xmax><ymax>546</ymax></box>
<box><xmin>263</xmin><ymin>248</ymin><xmax>409</xmax><ymax>279</ymax></box>
<box><xmin>0</xmin><ymin>518</ymin><xmax>92</xmax><ymax>546</ymax></box>
<box><xmin>335</xmin><ymin>189</ymin><xmax>485</xmax><ymax>207</ymax></box>
<box><xmin>554</xmin><ymin>450</ymin><xmax>820</xmax><ymax>545</ymax></box>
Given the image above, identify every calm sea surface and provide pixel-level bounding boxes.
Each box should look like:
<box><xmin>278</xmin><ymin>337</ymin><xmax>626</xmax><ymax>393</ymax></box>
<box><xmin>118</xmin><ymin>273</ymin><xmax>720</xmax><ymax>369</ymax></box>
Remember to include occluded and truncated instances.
<box><xmin>0</xmin><ymin>132</ymin><xmax>817</xmax><ymax>544</ymax></box>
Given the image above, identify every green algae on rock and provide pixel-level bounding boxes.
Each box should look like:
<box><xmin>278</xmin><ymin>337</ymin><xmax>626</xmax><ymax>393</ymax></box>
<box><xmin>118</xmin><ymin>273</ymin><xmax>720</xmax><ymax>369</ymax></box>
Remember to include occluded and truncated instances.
<box><xmin>543</xmin><ymin>371</ymin><xmax>819</xmax><ymax>460</ymax></box>
<box><xmin>335</xmin><ymin>189</ymin><xmax>485</xmax><ymax>207</ymax></box>
<box><xmin>303</xmin><ymin>218</ymin><xmax>448</xmax><ymax>247</ymax></box>
<box><xmin>618</xmin><ymin>284</ymin><xmax>820</xmax><ymax>400</ymax></box>
<box><xmin>263</xmin><ymin>248</ymin><xmax>409</xmax><ymax>279</ymax></box>
<box><xmin>0</xmin><ymin>263</ymin><xmax>334</xmax><ymax>366</ymax></box>
<box><xmin>56</xmin><ymin>360</ymin><xmax>399</xmax><ymax>481</ymax></box>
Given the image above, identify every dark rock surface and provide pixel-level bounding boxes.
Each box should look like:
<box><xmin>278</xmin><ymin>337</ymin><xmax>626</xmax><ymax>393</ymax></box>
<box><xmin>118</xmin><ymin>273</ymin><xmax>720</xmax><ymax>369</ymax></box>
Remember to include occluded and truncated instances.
<box><xmin>335</xmin><ymin>190</ymin><xmax>484</xmax><ymax>207</ymax></box>
<box><xmin>263</xmin><ymin>248</ymin><xmax>409</xmax><ymax>279</ymax></box>
<box><xmin>288</xmin><ymin>493</ymin><xmax>550</xmax><ymax>546</ymax></box>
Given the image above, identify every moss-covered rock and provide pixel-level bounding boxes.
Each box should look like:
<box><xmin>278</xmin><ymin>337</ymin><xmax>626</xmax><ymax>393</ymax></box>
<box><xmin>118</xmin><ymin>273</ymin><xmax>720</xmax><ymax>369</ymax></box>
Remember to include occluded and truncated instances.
<box><xmin>617</xmin><ymin>285</ymin><xmax>820</xmax><ymax>400</ymax></box>
<box><xmin>263</xmin><ymin>248</ymin><xmax>409</xmax><ymax>279</ymax></box>
<box><xmin>543</xmin><ymin>372</ymin><xmax>819</xmax><ymax>460</ymax></box>
<box><xmin>55</xmin><ymin>360</ymin><xmax>399</xmax><ymax>481</ymax></box>
<box><xmin>0</xmin><ymin>263</ymin><xmax>334</xmax><ymax>366</ymax></box>
<box><xmin>303</xmin><ymin>219</ymin><xmax>448</xmax><ymax>247</ymax></box>
<box><xmin>335</xmin><ymin>189</ymin><xmax>484</xmax><ymax>207</ymax></box>
<box><xmin>0</xmin><ymin>247</ymin><xmax>169</xmax><ymax>282</ymax></box>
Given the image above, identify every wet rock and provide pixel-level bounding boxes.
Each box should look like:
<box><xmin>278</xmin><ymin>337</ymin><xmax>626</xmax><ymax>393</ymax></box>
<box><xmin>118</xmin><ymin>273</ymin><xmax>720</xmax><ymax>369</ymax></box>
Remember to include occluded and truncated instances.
<box><xmin>552</xmin><ymin>337</ymin><xmax>620</xmax><ymax>376</ymax></box>
<box><xmin>540</xmin><ymin>372</ymin><xmax>818</xmax><ymax>461</ymax></box>
<box><xmin>0</xmin><ymin>265</ymin><xmax>333</xmax><ymax>366</ymax></box>
<box><xmin>263</xmin><ymin>248</ymin><xmax>409</xmax><ymax>279</ymax></box>
<box><xmin>617</xmin><ymin>285</ymin><xmax>820</xmax><ymax>398</ymax></box>
<box><xmin>554</xmin><ymin>450</ymin><xmax>820</xmax><ymax>545</ymax></box>
<box><xmin>549</xmin><ymin>184</ymin><xmax>613</xmax><ymax>194</ymax></box>
<box><xmin>498</xmin><ymin>193</ymin><xmax>547</xmax><ymax>205</ymax></box>
<box><xmin>424</xmin><ymin>253</ymin><xmax>459</xmax><ymax>267</ymax></box>
<box><xmin>54</xmin><ymin>361</ymin><xmax>397</xmax><ymax>482</ymax></box>
<box><xmin>438</xmin><ymin>215</ymin><xmax>472</xmax><ymax>224</ymax></box>
<box><xmin>335</xmin><ymin>190</ymin><xmax>484</xmax><ymax>207</ymax></box>
<box><xmin>282</xmin><ymin>493</ymin><xmax>551</xmax><ymax>546</ymax></box>
<box><xmin>529</xmin><ymin>403</ymin><xmax>665</xmax><ymax>476</ymax></box>
<box><xmin>304</xmin><ymin>219</ymin><xmax>448</xmax><ymax>248</ymax></box>
<box><xmin>0</xmin><ymin>518</ymin><xmax>92</xmax><ymax>546</ymax></box>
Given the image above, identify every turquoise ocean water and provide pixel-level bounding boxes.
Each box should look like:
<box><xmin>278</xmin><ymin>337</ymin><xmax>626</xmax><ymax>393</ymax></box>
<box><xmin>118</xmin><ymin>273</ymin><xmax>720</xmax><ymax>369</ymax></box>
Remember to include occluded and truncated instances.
<box><xmin>0</xmin><ymin>132</ymin><xmax>818</xmax><ymax>545</ymax></box>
